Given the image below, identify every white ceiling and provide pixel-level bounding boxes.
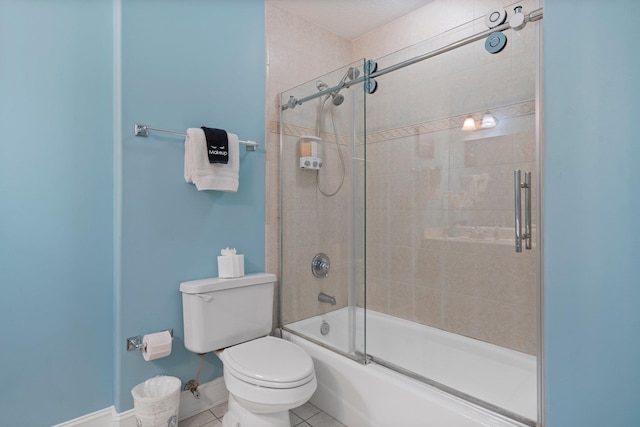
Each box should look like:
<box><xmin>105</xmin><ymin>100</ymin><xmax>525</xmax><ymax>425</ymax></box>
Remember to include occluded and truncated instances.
<box><xmin>269</xmin><ymin>0</ymin><xmax>434</xmax><ymax>40</ymax></box>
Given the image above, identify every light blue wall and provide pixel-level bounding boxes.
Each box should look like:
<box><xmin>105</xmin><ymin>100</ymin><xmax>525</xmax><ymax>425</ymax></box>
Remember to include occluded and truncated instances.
<box><xmin>544</xmin><ymin>1</ymin><xmax>640</xmax><ymax>426</ymax></box>
<box><xmin>0</xmin><ymin>1</ymin><xmax>114</xmax><ymax>426</ymax></box>
<box><xmin>116</xmin><ymin>0</ymin><xmax>265</xmax><ymax>411</ymax></box>
<box><xmin>0</xmin><ymin>0</ymin><xmax>265</xmax><ymax>423</ymax></box>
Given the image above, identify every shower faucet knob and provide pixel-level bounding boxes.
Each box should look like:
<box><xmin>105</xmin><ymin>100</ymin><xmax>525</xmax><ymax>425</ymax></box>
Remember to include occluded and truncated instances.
<box><xmin>311</xmin><ymin>253</ymin><xmax>330</xmax><ymax>278</ymax></box>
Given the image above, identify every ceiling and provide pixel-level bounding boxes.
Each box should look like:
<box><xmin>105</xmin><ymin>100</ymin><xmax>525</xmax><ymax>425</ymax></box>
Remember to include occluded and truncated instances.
<box><xmin>269</xmin><ymin>0</ymin><xmax>434</xmax><ymax>40</ymax></box>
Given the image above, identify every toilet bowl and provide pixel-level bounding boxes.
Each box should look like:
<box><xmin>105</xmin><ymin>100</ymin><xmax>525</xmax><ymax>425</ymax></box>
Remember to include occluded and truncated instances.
<box><xmin>219</xmin><ymin>337</ymin><xmax>317</xmax><ymax>427</ymax></box>
<box><xmin>180</xmin><ymin>273</ymin><xmax>317</xmax><ymax>427</ymax></box>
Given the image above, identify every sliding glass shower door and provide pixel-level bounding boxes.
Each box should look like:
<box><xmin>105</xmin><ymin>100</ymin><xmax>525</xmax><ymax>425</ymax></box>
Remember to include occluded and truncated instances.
<box><xmin>277</xmin><ymin>1</ymin><xmax>542</xmax><ymax>424</ymax></box>
<box><xmin>363</xmin><ymin>6</ymin><xmax>539</xmax><ymax>425</ymax></box>
<box><xmin>279</xmin><ymin>61</ymin><xmax>368</xmax><ymax>363</ymax></box>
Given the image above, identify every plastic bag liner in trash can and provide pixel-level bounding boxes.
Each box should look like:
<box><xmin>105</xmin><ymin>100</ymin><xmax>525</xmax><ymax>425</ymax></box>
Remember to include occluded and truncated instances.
<box><xmin>131</xmin><ymin>376</ymin><xmax>181</xmax><ymax>427</ymax></box>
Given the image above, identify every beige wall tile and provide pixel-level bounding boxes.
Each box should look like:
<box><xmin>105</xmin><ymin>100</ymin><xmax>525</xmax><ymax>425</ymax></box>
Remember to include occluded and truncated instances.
<box><xmin>414</xmin><ymin>244</ymin><xmax>444</xmax><ymax>290</ymax></box>
<box><xmin>414</xmin><ymin>286</ymin><xmax>443</xmax><ymax>328</ymax></box>
<box><xmin>441</xmin><ymin>291</ymin><xmax>480</xmax><ymax>339</ymax></box>
<box><xmin>512</xmin><ymin>302</ymin><xmax>537</xmax><ymax>355</ymax></box>
<box><xmin>474</xmin><ymin>298</ymin><xmax>516</xmax><ymax>349</ymax></box>
<box><xmin>387</xmin><ymin>281</ymin><xmax>415</xmax><ymax>320</ymax></box>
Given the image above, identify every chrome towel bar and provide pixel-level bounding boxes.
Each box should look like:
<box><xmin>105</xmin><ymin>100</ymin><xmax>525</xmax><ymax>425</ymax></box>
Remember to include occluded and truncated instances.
<box><xmin>134</xmin><ymin>123</ymin><xmax>258</xmax><ymax>152</ymax></box>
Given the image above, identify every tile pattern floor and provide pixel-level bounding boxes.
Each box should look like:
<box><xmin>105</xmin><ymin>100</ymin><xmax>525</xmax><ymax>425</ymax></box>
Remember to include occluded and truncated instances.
<box><xmin>179</xmin><ymin>401</ymin><xmax>347</xmax><ymax>427</ymax></box>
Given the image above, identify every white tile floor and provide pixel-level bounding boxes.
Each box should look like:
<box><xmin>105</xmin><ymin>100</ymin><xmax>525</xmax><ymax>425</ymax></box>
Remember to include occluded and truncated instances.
<box><xmin>178</xmin><ymin>401</ymin><xmax>347</xmax><ymax>427</ymax></box>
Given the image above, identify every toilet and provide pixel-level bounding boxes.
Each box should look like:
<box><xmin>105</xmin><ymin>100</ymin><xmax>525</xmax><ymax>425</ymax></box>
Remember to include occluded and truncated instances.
<box><xmin>180</xmin><ymin>273</ymin><xmax>316</xmax><ymax>427</ymax></box>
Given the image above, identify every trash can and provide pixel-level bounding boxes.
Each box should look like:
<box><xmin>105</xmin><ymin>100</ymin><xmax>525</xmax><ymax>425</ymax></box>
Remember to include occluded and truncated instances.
<box><xmin>131</xmin><ymin>376</ymin><xmax>181</xmax><ymax>427</ymax></box>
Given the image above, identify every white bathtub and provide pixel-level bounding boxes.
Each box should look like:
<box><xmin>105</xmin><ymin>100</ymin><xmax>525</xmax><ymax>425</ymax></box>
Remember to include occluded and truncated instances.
<box><xmin>283</xmin><ymin>307</ymin><xmax>536</xmax><ymax>427</ymax></box>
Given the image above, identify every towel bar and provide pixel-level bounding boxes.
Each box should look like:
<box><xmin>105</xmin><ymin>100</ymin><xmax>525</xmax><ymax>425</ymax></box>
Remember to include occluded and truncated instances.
<box><xmin>134</xmin><ymin>123</ymin><xmax>258</xmax><ymax>152</ymax></box>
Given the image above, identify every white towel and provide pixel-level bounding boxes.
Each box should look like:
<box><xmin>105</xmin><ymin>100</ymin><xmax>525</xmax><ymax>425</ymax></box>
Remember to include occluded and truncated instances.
<box><xmin>184</xmin><ymin>128</ymin><xmax>239</xmax><ymax>192</ymax></box>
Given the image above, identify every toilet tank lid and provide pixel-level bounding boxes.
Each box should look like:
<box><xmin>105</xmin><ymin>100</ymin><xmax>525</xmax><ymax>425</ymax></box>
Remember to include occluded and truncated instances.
<box><xmin>180</xmin><ymin>273</ymin><xmax>277</xmax><ymax>294</ymax></box>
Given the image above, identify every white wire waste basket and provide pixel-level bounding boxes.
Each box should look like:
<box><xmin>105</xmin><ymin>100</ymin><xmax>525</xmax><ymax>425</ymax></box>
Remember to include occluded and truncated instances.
<box><xmin>131</xmin><ymin>376</ymin><xmax>181</xmax><ymax>427</ymax></box>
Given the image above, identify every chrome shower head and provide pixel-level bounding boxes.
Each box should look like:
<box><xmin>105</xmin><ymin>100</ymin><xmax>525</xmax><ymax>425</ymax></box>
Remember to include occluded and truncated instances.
<box><xmin>331</xmin><ymin>93</ymin><xmax>344</xmax><ymax>106</ymax></box>
<box><xmin>331</xmin><ymin>67</ymin><xmax>359</xmax><ymax>105</ymax></box>
<box><xmin>317</xmin><ymin>79</ymin><xmax>344</xmax><ymax>106</ymax></box>
<box><xmin>317</xmin><ymin>67</ymin><xmax>359</xmax><ymax>107</ymax></box>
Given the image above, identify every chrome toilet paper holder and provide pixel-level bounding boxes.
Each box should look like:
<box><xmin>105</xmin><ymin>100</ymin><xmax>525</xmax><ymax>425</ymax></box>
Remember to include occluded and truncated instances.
<box><xmin>127</xmin><ymin>329</ymin><xmax>173</xmax><ymax>351</ymax></box>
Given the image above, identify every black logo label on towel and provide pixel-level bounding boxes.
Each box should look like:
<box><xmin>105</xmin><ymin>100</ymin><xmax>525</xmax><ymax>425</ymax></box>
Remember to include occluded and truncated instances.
<box><xmin>201</xmin><ymin>127</ymin><xmax>229</xmax><ymax>164</ymax></box>
<box><xmin>209</xmin><ymin>148</ymin><xmax>228</xmax><ymax>156</ymax></box>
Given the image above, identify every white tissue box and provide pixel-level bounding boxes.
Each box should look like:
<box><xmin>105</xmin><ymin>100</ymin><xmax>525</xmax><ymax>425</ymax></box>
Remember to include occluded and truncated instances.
<box><xmin>218</xmin><ymin>254</ymin><xmax>244</xmax><ymax>278</ymax></box>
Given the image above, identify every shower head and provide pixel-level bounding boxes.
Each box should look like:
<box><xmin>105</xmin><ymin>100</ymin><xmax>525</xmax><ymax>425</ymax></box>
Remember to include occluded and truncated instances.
<box><xmin>331</xmin><ymin>67</ymin><xmax>359</xmax><ymax>105</ymax></box>
<box><xmin>316</xmin><ymin>67</ymin><xmax>359</xmax><ymax>107</ymax></box>
<box><xmin>316</xmin><ymin>79</ymin><xmax>344</xmax><ymax>106</ymax></box>
<box><xmin>331</xmin><ymin>93</ymin><xmax>344</xmax><ymax>106</ymax></box>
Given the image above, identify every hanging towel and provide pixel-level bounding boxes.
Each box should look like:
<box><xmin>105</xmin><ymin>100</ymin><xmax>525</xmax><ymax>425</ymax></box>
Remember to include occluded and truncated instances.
<box><xmin>201</xmin><ymin>126</ymin><xmax>229</xmax><ymax>164</ymax></box>
<box><xmin>184</xmin><ymin>128</ymin><xmax>239</xmax><ymax>192</ymax></box>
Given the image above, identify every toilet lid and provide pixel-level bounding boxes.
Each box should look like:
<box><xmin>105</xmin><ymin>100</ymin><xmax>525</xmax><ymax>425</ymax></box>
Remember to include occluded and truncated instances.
<box><xmin>222</xmin><ymin>336</ymin><xmax>314</xmax><ymax>388</ymax></box>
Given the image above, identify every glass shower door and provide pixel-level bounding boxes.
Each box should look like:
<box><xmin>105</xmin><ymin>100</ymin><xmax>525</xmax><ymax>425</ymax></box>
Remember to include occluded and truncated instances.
<box><xmin>363</xmin><ymin>5</ymin><xmax>539</xmax><ymax>424</ymax></box>
<box><xmin>279</xmin><ymin>61</ymin><xmax>368</xmax><ymax>363</ymax></box>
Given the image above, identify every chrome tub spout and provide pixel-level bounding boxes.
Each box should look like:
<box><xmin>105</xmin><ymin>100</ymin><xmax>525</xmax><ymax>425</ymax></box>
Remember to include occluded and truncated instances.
<box><xmin>318</xmin><ymin>292</ymin><xmax>336</xmax><ymax>305</ymax></box>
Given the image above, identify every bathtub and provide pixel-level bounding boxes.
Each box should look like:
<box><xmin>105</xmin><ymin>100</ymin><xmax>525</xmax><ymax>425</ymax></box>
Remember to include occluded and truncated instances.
<box><xmin>283</xmin><ymin>307</ymin><xmax>536</xmax><ymax>427</ymax></box>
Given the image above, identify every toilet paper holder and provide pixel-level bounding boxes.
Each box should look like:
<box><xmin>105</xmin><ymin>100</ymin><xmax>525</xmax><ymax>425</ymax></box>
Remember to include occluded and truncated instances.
<box><xmin>127</xmin><ymin>329</ymin><xmax>173</xmax><ymax>352</ymax></box>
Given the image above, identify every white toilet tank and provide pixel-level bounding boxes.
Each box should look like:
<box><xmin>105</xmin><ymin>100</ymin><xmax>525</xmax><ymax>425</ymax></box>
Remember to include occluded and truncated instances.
<box><xmin>180</xmin><ymin>273</ymin><xmax>277</xmax><ymax>354</ymax></box>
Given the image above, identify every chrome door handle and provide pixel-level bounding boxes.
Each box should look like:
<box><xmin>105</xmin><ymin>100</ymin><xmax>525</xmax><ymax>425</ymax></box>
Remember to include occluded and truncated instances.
<box><xmin>514</xmin><ymin>170</ymin><xmax>532</xmax><ymax>252</ymax></box>
<box><xmin>524</xmin><ymin>171</ymin><xmax>532</xmax><ymax>250</ymax></box>
<box><xmin>514</xmin><ymin>170</ymin><xmax>522</xmax><ymax>252</ymax></box>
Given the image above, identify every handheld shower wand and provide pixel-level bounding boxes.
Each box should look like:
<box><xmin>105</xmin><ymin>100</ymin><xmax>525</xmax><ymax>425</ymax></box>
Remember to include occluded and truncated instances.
<box><xmin>312</xmin><ymin>66</ymin><xmax>361</xmax><ymax>197</ymax></box>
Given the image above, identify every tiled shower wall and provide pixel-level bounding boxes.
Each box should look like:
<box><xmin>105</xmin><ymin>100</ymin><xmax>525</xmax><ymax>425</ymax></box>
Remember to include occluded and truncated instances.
<box><xmin>276</xmin><ymin>72</ymin><xmax>361</xmax><ymax>323</ymax></box>
<box><xmin>363</xmin><ymin>120</ymin><xmax>537</xmax><ymax>355</ymax></box>
<box><xmin>267</xmin><ymin>0</ymin><xmax>538</xmax><ymax>354</ymax></box>
<box><xmin>265</xmin><ymin>4</ymin><xmax>353</xmax><ymax>324</ymax></box>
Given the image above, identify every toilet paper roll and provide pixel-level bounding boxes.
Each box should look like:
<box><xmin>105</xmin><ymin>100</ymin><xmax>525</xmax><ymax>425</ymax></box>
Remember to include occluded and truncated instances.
<box><xmin>142</xmin><ymin>331</ymin><xmax>172</xmax><ymax>361</ymax></box>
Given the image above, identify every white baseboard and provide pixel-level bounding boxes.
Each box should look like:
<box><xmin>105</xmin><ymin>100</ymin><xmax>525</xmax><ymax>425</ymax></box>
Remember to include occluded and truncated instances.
<box><xmin>112</xmin><ymin>407</ymin><xmax>136</xmax><ymax>427</ymax></box>
<box><xmin>54</xmin><ymin>378</ymin><xmax>228</xmax><ymax>427</ymax></box>
<box><xmin>51</xmin><ymin>407</ymin><xmax>114</xmax><ymax>427</ymax></box>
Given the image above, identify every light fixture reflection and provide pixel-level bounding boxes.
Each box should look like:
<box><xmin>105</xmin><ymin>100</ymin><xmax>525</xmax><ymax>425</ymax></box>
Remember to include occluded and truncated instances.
<box><xmin>461</xmin><ymin>115</ymin><xmax>476</xmax><ymax>131</ymax></box>
<box><xmin>480</xmin><ymin>111</ymin><xmax>498</xmax><ymax>129</ymax></box>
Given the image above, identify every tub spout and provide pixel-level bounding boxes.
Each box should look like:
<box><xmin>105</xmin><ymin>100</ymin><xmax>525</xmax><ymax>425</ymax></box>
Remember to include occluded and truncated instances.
<box><xmin>318</xmin><ymin>292</ymin><xmax>336</xmax><ymax>305</ymax></box>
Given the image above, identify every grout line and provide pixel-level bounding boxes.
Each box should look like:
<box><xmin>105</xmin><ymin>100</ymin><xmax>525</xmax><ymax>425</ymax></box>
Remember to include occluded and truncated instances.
<box><xmin>194</xmin><ymin>403</ymin><xmax>345</xmax><ymax>427</ymax></box>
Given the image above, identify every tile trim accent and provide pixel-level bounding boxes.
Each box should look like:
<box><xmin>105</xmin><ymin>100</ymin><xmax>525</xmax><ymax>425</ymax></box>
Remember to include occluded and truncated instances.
<box><xmin>365</xmin><ymin>100</ymin><xmax>535</xmax><ymax>144</ymax></box>
<box><xmin>273</xmin><ymin>100</ymin><xmax>535</xmax><ymax>144</ymax></box>
<box><xmin>271</xmin><ymin>121</ymin><xmax>349</xmax><ymax>145</ymax></box>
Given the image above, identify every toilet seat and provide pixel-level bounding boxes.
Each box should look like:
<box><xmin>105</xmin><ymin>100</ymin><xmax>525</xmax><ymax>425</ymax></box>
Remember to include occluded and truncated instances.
<box><xmin>221</xmin><ymin>336</ymin><xmax>315</xmax><ymax>389</ymax></box>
